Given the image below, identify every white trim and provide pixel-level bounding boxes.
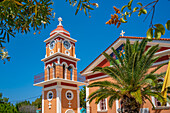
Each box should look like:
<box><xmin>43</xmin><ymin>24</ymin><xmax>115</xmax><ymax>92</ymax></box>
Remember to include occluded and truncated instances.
<box><xmin>42</xmin><ymin>52</ymin><xmax>80</xmax><ymax>63</ymax></box>
<box><xmin>42</xmin><ymin>90</ymin><xmax>44</xmax><ymax>113</ymax></box>
<box><xmin>154</xmin><ymin>49</ymin><xmax>170</xmax><ymax>57</ymax></box>
<box><xmin>47</xmin><ymin>91</ymin><xmax>53</xmax><ymax>101</ymax></box>
<box><xmin>152</xmin><ymin>60</ymin><xmax>169</xmax><ymax>67</ymax></box>
<box><xmin>44</xmin><ymin>55</ymin><xmax>78</xmax><ymax>66</ymax></box>
<box><xmin>65</xmin><ymin>90</ymin><xmax>74</xmax><ymax>100</ymax></box>
<box><xmin>116</xmin><ymin>99</ymin><xmax>119</xmax><ymax>113</ymax></box>
<box><xmin>65</xmin><ymin>50</ymin><xmax>70</xmax><ymax>56</ymax></box>
<box><xmin>88</xmin><ymin>75</ymin><xmax>109</xmax><ymax>81</ymax></box>
<box><xmin>34</xmin><ymin>77</ymin><xmax>87</xmax><ymax>86</ymax></box>
<box><xmin>65</xmin><ymin>109</ymin><xmax>75</xmax><ymax>113</ymax></box>
<box><xmin>50</xmin><ymin>50</ymin><xmax>54</xmax><ymax>56</ymax></box>
<box><xmin>86</xmin><ymin>83</ymin><xmax>90</xmax><ymax>113</ymax></box>
<box><xmin>44</xmin><ymin>32</ymin><xmax>77</xmax><ymax>43</ymax></box>
<box><xmin>56</xmin><ymin>86</ymin><xmax>62</xmax><ymax>113</ymax></box>
<box><xmin>77</xmin><ymin>89</ymin><xmax>80</xmax><ymax>113</ymax></box>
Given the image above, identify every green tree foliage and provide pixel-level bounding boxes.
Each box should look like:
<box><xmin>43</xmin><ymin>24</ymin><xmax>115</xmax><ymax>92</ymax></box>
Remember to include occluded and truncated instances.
<box><xmin>0</xmin><ymin>0</ymin><xmax>54</xmax><ymax>63</ymax></box>
<box><xmin>80</xmin><ymin>86</ymin><xmax>86</xmax><ymax>108</ymax></box>
<box><xmin>0</xmin><ymin>93</ymin><xmax>18</xmax><ymax>113</ymax></box>
<box><xmin>15</xmin><ymin>100</ymin><xmax>31</xmax><ymax>111</ymax></box>
<box><xmin>32</xmin><ymin>95</ymin><xmax>42</xmax><ymax>108</ymax></box>
<box><xmin>87</xmin><ymin>39</ymin><xmax>169</xmax><ymax>113</ymax></box>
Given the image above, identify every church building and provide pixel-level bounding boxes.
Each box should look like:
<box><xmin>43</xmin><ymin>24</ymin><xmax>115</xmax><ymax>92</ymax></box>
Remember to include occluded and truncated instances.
<box><xmin>80</xmin><ymin>36</ymin><xmax>170</xmax><ymax>113</ymax></box>
<box><xmin>34</xmin><ymin>17</ymin><xmax>86</xmax><ymax>113</ymax></box>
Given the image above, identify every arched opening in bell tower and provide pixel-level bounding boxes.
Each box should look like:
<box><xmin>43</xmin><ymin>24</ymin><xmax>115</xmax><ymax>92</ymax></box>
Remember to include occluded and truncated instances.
<box><xmin>68</xmin><ymin>66</ymin><xmax>73</xmax><ymax>80</ymax></box>
<box><xmin>63</xmin><ymin>64</ymin><xmax>66</xmax><ymax>79</ymax></box>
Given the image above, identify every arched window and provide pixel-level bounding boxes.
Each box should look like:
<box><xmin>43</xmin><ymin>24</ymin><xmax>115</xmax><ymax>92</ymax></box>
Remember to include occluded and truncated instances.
<box><xmin>53</xmin><ymin>63</ymin><xmax>56</xmax><ymax>79</ymax></box>
<box><xmin>47</xmin><ymin>66</ymin><xmax>50</xmax><ymax>80</ymax></box>
<box><xmin>97</xmin><ymin>98</ymin><xmax>107</xmax><ymax>111</ymax></box>
<box><xmin>68</xmin><ymin>66</ymin><xmax>73</xmax><ymax>80</ymax></box>
<box><xmin>63</xmin><ymin>64</ymin><xmax>66</xmax><ymax>79</ymax></box>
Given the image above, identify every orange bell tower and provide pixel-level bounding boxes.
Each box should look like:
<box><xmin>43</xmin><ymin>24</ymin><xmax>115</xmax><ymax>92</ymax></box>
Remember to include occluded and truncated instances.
<box><xmin>34</xmin><ymin>17</ymin><xmax>86</xmax><ymax>113</ymax></box>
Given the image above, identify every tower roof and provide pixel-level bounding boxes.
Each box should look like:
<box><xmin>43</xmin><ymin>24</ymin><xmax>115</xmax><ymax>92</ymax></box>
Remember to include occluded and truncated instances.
<box><xmin>50</xmin><ymin>17</ymin><xmax>70</xmax><ymax>37</ymax></box>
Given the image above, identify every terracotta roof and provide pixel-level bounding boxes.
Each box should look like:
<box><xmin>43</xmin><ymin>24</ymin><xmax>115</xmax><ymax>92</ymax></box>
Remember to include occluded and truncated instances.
<box><xmin>80</xmin><ymin>36</ymin><xmax>170</xmax><ymax>74</ymax></box>
<box><xmin>51</xmin><ymin>25</ymin><xmax>69</xmax><ymax>33</ymax></box>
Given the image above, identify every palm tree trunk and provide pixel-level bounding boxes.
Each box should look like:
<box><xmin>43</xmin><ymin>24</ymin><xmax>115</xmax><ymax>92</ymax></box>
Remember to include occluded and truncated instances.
<box><xmin>121</xmin><ymin>95</ymin><xmax>141</xmax><ymax>113</ymax></box>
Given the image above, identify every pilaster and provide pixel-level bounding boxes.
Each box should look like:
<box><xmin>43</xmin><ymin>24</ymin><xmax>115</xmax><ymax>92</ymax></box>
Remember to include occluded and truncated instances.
<box><xmin>42</xmin><ymin>90</ymin><xmax>44</xmax><ymax>113</ymax></box>
<box><xmin>86</xmin><ymin>82</ymin><xmax>90</xmax><ymax>113</ymax></box>
<box><xmin>77</xmin><ymin>88</ymin><xmax>80</xmax><ymax>113</ymax></box>
<box><xmin>56</xmin><ymin>83</ymin><xmax>62</xmax><ymax>113</ymax></box>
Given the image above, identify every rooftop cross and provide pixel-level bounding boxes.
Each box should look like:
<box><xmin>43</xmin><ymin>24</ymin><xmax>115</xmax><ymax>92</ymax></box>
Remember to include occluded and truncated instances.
<box><xmin>58</xmin><ymin>17</ymin><xmax>63</xmax><ymax>26</ymax></box>
<box><xmin>120</xmin><ymin>30</ymin><xmax>125</xmax><ymax>36</ymax></box>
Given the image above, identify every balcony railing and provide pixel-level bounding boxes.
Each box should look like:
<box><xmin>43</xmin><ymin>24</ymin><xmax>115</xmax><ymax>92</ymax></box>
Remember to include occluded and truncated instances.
<box><xmin>77</xmin><ymin>74</ymin><xmax>86</xmax><ymax>82</ymax></box>
<box><xmin>34</xmin><ymin>72</ymin><xmax>86</xmax><ymax>84</ymax></box>
<box><xmin>34</xmin><ymin>72</ymin><xmax>44</xmax><ymax>84</ymax></box>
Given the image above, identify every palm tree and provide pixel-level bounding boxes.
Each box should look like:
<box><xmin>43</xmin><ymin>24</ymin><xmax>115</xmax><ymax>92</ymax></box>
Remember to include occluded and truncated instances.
<box><xmin>88</xmin><ymin>39</ymin><xmax>167</xmax><ymax>113</ymax></box>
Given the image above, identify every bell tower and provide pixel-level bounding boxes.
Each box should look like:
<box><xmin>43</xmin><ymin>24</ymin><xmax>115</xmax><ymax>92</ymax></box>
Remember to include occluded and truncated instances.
<box><xmin>34</xmin><ymin>17</ymin><xmax>86</xmax><ymax>113</ymax></box>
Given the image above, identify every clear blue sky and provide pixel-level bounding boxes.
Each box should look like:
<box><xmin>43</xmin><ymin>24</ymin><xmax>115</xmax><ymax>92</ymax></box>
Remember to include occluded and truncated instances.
<box><xmin>0</xmin><ymin>0</ymin><xmax>170</xmax><ymax>104</ymax></box>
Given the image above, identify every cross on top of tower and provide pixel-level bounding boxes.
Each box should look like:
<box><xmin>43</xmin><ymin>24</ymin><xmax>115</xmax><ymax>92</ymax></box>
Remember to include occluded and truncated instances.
<box><xmin>120</xmin><ymin>30</ymin><xmax>125</xmax><ymax>36</ymax></box>
<box><xmin>58</xmin><ymin>17</ymin><xmax>63</xmax><ymax>26</ymax></box>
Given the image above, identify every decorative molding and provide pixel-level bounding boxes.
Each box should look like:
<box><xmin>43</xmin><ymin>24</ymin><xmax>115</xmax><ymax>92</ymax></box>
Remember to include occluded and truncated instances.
<box><xmin>42</xmin><ymin>52</ymin><xmax>79</xmax><ymax>64</ymax></box>
<box><xmin>65</xmin><ymin>90</ymin><xmax>74</xmax><ymax>100</ymax></box>
<box><xmin>65</xmin><ymin>50</ymin><xmax>70</xmax><ymax>56</ymax></box>
<box><xmin>47</xmin><ymin>91</ymin><xmax>53</xmax><ymax>101</ymax></box>
<box><xmin>44</xmin><ymin>32</ymin><xmax>77</xmax><ymax>44</ymax></box>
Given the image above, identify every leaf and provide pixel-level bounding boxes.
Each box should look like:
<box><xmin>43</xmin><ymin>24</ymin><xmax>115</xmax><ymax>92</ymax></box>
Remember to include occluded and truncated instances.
<box><xmin>141</xmin><ymin>9</ymin><xmax>147</xmax><ymax>14</ymax></box>
<box><xmin>120</xmin><ymin>18</ymin><xmax>127</xmax><ymax>23</ymax></box>
<box><xmin>75</xmin><ymin>0</ymin><xmax>81</xmax><ymax>15</ymax></box>
<box><xmin>137</xmin><ymin>2</ymin><xmax>143</xmax><ymax>6</ymax></box>
<box><xmin>121</xmin><ymin>5</ymin><xmax>127</xmax><ymax>12</ymax></box>
<box><xmin>154</xmin><ymin>24</ymin><xmax>165</xmax><ymax>35</ymax></box>
<box><xmin>165</xmin><ymin>20</ymin><xmax>170</xmax><ymax>30</ymax></box>
<box><xmin>147</xmin><ymin>28</ymin><xmax>153</xmax><ymax>40</ymax></box>
<box><xmin>125</xmin><ymin>11</ymin><xmax>129</xmax><ymax>15</ymax></box>
<box><xmin>154</xmin><ymin>29</ymin><xmax>161</xmax><ymax>39</ymax></box>
<box><xmin>133</xmin><ymin>7</ymin><xmax>139</xmax><ymax>12</ymax></box>
<box><xmin>128</xmin><ymin>0</ymin><xmax>133</xmax><ymax>10</ymax></box>
<box><xmin>35</xmin><ymin>4</ymin><xmax>38</xmax><ymax>17</ymax></box>
<box><xmin>84</xmin><ymin>4</ymin><xmax>94</xmax><ymax>10</ymax></box>
<box><xmin>138</xmin><ymin>11</ymin><xmax>142</xmax><ymax>16</ymax></box>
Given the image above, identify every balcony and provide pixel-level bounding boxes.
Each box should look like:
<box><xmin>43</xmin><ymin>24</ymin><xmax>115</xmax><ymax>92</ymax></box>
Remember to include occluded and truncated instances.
<box><xmin>34</xmin><ymin>72</ymin><xmax>86</xmax><ymax>86</ymax></box>
<box><xmin>34</xmin><ymin>72</ymin><xmax>44</xmax><ymax>84</ymax></box>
